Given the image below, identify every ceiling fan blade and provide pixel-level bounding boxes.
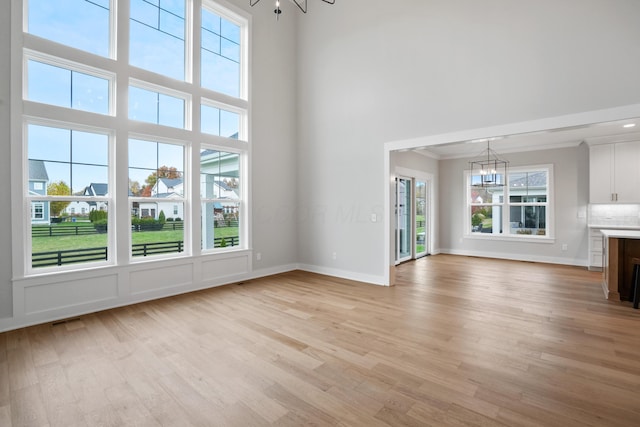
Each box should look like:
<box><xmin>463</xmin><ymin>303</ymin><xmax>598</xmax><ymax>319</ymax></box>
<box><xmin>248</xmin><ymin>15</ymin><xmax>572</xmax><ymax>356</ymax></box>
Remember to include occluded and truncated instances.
<box><xmin>292</xmin><ymin>0</ymin><xmax>308</xmax><ymax>13</ymax></box>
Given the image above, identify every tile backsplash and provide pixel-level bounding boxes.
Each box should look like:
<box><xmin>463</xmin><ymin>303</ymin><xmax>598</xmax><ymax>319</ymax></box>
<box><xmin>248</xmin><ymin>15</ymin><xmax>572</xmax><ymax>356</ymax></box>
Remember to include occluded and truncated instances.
<box><xmin>589</xmin><ymin>204</ymin><xmax>640</xmax><ymax>226</ymax></box>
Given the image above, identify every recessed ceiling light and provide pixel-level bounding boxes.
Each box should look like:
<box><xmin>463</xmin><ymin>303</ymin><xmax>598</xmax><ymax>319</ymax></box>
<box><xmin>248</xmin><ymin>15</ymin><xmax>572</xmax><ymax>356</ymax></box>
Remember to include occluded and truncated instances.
<box><xmin>623</xmin><ymin>123</ymin><xmax>636</xmax><ymax>128</ymax></box>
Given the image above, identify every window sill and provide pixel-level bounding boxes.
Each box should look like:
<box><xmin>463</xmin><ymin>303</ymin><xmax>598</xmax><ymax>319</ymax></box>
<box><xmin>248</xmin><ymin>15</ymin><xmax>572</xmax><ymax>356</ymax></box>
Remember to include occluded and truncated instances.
<box><xmin>464</xmin><ymin>234</ymin><xmax>555</xmax><ymax>244</ymax></box>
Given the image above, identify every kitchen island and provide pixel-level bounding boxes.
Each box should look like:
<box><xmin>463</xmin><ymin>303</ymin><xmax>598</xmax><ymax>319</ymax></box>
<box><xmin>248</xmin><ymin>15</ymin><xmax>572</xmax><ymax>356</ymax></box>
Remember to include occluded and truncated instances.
<box><xmin>601</xmin><ymin>229</ymin><xmax>640</xmax><ymax>301</ymax></box>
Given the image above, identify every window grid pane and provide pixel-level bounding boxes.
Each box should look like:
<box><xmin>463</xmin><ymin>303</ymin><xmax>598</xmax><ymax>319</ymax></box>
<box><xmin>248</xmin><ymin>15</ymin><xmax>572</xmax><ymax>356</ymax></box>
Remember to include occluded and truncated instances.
<box><xmin>27</xmin><ymin>60</ymin><xmax>110</xmax><ymax>115</ymax></box>
<box><xmin>28</xmin><ymin>124</ymin><xmax>109</xmax><ymax>195</ymax></box>
<box><xmin>31</xmin><ymin>201</ymin><xmax>110</xmax><ymax>269</ymax></box>
<box><xmin>130</xmin><ymin>0</ymin><xmax>186</xmax><ymax>80</ymax></box>
<box><xmin>129</xmin><ymin>86</ymin><xmax>186</xmax><ymax>128</ymax></box>
<box><xmin>201</xmin><ymin>104</ymin><xmax>240</xmax><ymax>139</ymax></box>
<box><xmin>201</xmin><ymin>8</ymin><xmax>241</xmax><ymax>97</ymax></box>
<box><xmin>28</xmin><ymin>0</ymin><xmax>111</xmax><ymax>57</ymax></box>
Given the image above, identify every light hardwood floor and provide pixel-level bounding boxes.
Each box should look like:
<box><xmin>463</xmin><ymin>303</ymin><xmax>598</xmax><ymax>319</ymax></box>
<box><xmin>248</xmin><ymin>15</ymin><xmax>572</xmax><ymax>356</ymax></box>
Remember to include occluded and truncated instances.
<box><xmin>1</xmin><ymin>254</ymin><xmax>640</xmax><ymax>426</ymax></box>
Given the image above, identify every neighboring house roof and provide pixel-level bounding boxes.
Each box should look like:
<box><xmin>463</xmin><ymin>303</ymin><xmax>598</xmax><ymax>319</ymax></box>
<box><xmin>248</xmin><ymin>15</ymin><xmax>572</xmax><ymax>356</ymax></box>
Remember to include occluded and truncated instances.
<box><xmin>158</xmin><ymin>178</ymin><xmax>183</xmax><ymax>188</ymax></box>
<box><xmin>201</xmin><ymin>149</ymin><xmax>219</xmax><ymax>157</ymax></box>
<box><xmin>215</xmin><ymin>180</ymin><xmax>234</xmax><ymax>191</ymax></box>
<box><xmin>29</xmin><ymin>159</ymin><xmax>49</xmax><ymax>181</ymax></box>
<box><xmin>85</xmin><ymin>183</ymin><xmax>108</xmax><ymax>196</ymax></box>
<box><xmin>510</xmin><ymin>171</ymin><xmax>547</xmax><ymax>188</ymax></box>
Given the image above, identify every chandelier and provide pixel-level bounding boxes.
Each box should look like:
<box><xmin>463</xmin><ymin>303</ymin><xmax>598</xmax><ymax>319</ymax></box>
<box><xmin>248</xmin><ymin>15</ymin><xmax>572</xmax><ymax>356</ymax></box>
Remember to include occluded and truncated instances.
<box><xmin>468</xmin><ymin>141</ymin><xmax>508</xmax><ymax>188</ymax></box>
<box><xmin>250</xmin><ymin>0</ymin><xmax>335</xmax><ymax>20</ymax></box>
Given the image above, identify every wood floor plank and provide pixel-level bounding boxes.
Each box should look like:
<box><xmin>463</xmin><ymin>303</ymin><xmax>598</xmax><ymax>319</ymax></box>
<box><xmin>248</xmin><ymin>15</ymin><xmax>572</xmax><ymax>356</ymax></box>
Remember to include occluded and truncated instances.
<box><xmin>0</xmin><ymin>405</ymin><xmax>10</xmax><ymax>427</ymax></box>
<box><xmin>7</xmin><ymin>347</ymin><xmax>38</xmax><ymax>392</ymax></box>
<box><xmin>36</xmin><ymin>362</ymin><xmax>85</xmax><ymax>427</ymax></box>
<box><xmin>2</xmin><ymin>255</ymin><xmax>640</xmax><ymax>426</ymax></box>
<box><xmin>10</xmin><ymin>385</ymin><xmax>48</xmax><ymax>427</ymax></box>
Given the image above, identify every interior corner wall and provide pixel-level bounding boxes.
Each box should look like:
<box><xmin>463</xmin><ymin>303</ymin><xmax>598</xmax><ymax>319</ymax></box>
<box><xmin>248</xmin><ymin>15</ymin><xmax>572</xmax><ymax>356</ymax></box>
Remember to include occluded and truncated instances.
<box><xmin>0</xmin><ymin>0</ymin><xmax>11</xmax><ymax>318</ymax></box>
<box><xmin>248</xmin><ymin>1</ymin><xmax>299</xmax><ymax>273</ymax></box>
<box><xmin>438</xmin><ymin>146</ymin><xmax>590</xmax><ymax>265</ymax></box>
<box><xmin>295</xmin><ymin>0</ymin><xmax>640</xmax><ymax>281</ymax></box>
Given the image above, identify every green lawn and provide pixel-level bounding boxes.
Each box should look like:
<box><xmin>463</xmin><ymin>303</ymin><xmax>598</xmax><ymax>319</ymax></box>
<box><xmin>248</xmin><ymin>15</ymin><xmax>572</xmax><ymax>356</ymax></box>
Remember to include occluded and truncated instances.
<box><xmin>32</xmin><ymin>234</ymin><xmax>108</xmax><ymax>252</ymax></box>
<box><xmin>32</xmin><ymin>227</ymin><xmax>239</xmax><ymax>253</ymax></box>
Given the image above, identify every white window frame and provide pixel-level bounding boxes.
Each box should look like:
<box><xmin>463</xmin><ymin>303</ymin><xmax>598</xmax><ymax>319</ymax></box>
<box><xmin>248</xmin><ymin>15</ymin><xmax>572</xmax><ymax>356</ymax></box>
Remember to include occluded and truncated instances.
<box><xmin>465</xmin><ymin>164</ymin><xmax>554</xmax><ymax>242</ymax></box>
<box><xmin>201</xmin><ymin>98</ymin><xmax>247</xmax><ymax>140</ymax></box>
<box><xmin>13</xmin><ymin>0</ymin><xmax>251</xmax><ymax>277</ymax></box>
<box><xmin>24</xmin><ymin>49</ymin><xmax>116</xmax><ymax>116</ymax></box>
<box><xmin>128</xmin><ymin>79</ymin><xmax>192</xmax><ymax>130</ymax></box>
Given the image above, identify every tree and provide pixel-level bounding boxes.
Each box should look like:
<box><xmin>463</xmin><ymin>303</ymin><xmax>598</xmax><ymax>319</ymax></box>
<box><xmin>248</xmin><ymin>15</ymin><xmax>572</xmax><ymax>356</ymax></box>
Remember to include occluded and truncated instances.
<box><xmin>145</xmin><ymin>166</ymin><xmax>181</xmax><ymax>189</ymax></box>
<box><xmin>129</xmin><ymin>178</ymin><xmax>142</xmax><ymax>196</ymax></box>
<box><xmin>471</xmin><ymin>213</ymin><xmax>485</xmax><ymax>228</ymax></box>
<box><xmin>47</xmin><ymin>181</ymin><xmax>71</xmax><ymax>217</ymax></box>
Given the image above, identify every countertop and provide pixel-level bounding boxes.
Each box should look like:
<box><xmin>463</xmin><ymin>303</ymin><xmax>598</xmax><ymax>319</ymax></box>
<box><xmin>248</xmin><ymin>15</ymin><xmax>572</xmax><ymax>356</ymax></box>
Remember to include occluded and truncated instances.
<box><xmin>589</xmin><ymin>224</ymin><xmax>640</xmax><ymax>230</ymax></box>
<box><xmin>600</xmin><ymin>229</ymin><xmax>640</xmax><ymax>239</ymax></box>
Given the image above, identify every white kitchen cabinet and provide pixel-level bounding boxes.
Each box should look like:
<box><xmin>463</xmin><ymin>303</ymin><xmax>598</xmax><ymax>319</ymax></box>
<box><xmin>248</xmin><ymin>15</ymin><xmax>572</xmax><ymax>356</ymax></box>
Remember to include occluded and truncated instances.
<box><xmin>588</xmin><ymin>228</ymin><xmax>604</xmax><ymax>270</ymax></box>
<box><xmin>589</xmin><ymin>141</ymin><xmax>640</xmax><ymax>203</ymax></box>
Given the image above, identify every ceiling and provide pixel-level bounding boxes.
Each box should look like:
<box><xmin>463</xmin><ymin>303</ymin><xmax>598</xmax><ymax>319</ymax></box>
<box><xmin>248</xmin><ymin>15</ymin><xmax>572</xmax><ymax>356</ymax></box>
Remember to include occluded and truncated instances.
<box><xmin>413</xmin><ymin>117</ymin><xmax>640</xmax><ymax>159</ymax></box>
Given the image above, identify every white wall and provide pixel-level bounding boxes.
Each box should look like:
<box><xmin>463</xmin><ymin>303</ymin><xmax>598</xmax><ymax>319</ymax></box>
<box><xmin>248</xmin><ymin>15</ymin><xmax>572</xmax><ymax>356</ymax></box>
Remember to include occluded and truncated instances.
<box><xmin>296</xmin><ymin>0</ymin><xmax>640</xmax><ymax>282</ymax></box>
<box><xmin>250</xmin><ymin>2</ymin><xmax>299</xmax><ymax>272</ymax></box>
<box><xmin>439</xmin><ymin>145</ymin><xmax>590</xmax><ymax>265</ymax></box>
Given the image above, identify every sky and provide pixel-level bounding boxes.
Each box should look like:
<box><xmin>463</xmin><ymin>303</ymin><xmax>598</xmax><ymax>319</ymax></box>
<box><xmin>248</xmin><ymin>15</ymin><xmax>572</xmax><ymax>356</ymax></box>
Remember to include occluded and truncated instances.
<box><xmin>27</xmin><ymin>0</ymin><xmax>242</xmax><ymax>195</ymax></box>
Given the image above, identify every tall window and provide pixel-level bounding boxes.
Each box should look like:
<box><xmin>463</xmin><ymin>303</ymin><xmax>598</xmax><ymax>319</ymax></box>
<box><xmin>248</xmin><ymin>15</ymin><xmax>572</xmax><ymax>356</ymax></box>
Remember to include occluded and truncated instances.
<box><xmin>467</xmin><ymin>166</ymin><xmax>552</xmax><ymax>239</ymax></box>
<box><xmin>19</xmin><ymin>0</ymin><xmax>249</xmax><ymax>274</ymax></box>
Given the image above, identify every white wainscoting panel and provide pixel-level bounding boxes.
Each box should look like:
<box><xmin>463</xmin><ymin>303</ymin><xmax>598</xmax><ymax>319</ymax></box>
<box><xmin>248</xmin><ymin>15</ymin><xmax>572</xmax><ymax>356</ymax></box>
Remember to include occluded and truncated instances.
<box><xmin>201</xmin><ymin>253</ymin><xmax>249</xmax><ymax>283</ymax></box>
<box><xmin>130</xmin><ymin>263</ymin><xmax>194</xmax><ymax>295</ymax></box>
<box><xmin>23</xmin><ymin>273</ymin><xmax>118</xmax><ymax>315</ymax></box>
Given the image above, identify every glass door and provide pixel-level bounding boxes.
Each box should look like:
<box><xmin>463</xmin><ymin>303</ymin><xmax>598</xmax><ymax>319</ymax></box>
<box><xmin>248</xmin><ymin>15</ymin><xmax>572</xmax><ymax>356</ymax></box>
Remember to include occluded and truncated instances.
<box><xmin>396</xmin><ymin>177</ymin><xmax>412</xmax><ymax>263</ymax></box>
<box><xmin>415</xmin><ymin>180</ymin><xmax>428</xmax><ymax>257</ymax></box>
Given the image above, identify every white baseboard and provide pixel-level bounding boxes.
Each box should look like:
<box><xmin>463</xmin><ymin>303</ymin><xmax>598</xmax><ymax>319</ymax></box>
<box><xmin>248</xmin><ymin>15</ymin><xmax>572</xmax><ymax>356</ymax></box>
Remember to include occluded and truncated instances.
<box><xmin>296</xmin><ymin>264</ymin><xmax>387</xmax><ymax>286</ymax></box>
<box><xmin>244</xmin><ymin>263</ymin><xmax>299</xmax><ymax>280</ymax></box>
<box><xmin>439</xmin><ymin>248</ymin><xmax>588</xmax><ymax>267</ymax></box>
